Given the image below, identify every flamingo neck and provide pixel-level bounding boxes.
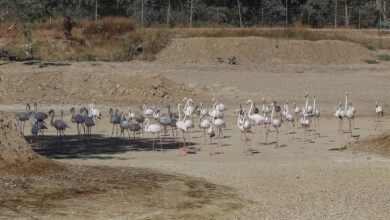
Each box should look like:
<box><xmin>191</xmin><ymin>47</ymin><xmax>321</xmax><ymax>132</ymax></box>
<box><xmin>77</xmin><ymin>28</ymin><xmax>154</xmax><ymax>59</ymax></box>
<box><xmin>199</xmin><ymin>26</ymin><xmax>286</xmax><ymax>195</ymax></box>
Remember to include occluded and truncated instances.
<box><xmin>271</xmin><ymin>107</ymin><xmax>274</xmax><ymax>121</ymax></box>
<box><xmin>145</xmin><ymin>119</ymin><xmax>150</xmax><ymax>130</ymax></box>
<box><xmin>50</xmin><ymin>113</ymin><xmax>55</xmax><ymax>126</ymax></box>
<box><xmin>177</xmin><ymin>104</ymin><xmax>182</xmax><ymax>121</ymax></box>
<box><xmin>345</xmin><ymin>95</ymin><xmax>348</xmax><ymax>112</ymax></box>
<box><xmin>248</xmin><ymin>100</ymin><xmax>254</xmax><ymax>118</ymax></box>
<box><xmin>313</xmin><ymin>98</ymin><xmax>316</xmax><ymax>111</ymax></box>
<box><xmin>305</xmin><ymin>97</ymin><xmax>308</xmax><ymax>109</ymax></box>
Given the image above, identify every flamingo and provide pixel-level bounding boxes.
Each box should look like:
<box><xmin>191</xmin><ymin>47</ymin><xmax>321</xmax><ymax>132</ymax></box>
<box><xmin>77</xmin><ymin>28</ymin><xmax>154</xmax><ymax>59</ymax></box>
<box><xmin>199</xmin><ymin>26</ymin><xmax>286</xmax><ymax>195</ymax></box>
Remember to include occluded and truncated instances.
<box><xmin>183</xmin><ymin>98</ymin><xmax>195</xmax><ymax>118</ymax></box>
<box><xmin>344</xmin><ymin>92</ymin><xmax>355</xmax><ymax>138</ymax></box>
<box><xmin>109</xmin><ymin>108</ymin><xmax>121</xmax><ymax>137</ymax></box>
<box><xmin>142</xmin><ymin>104</ymin><xmax>154</xmax><ymax>117</ymax></box>
<box><xmin>49</xmin><ymin>109</ymin><xmax>69</xmax><ymax>140</ymax></box>
<box><xmin>237</xmin><ymin>109</ymin><xmax>252</xmax><ymax>155</ymax></box>
<box><xmin>246</xmin><ymin>99</ymin><xmax>264</xmax><ymax>139</ymax></box>
<box><xmin>199</xmin><ymin>115</ymin><xmax>211</xmax><ymax>145</ymax></box>
<box><xmin>88</xmin><ymin>99</ymin><xmax>101</xmax><ymax>119</ymax></box>
<box><xmin>184</xmin><ymin>115</ymin><xmax>194</xmax><ymax>145</ymax></box>
<box><xmin>33</xmin><ymin>102</ymin><xmax>48</xmax><ymax>123</ymax></box>
<box><xmin>83</xmin><ymin>108</ymin><xmax>95</xmax><ymax>142</ymax></box>
<box><xmin>198</xmin><ymin>102</ymin><xmax>208</xmax><ymax>118</ymax></box>
<box><xmin>270</xmin><ymin>102</ymin><xmax>282</xmax><ymax>147</ymax></box>
<box><xmin>30</xmin><ymin>118</ymin><xmax>47</xmax><ymax>147</ymax></box>
<box><xmin>283</xmin><ymin>100</ymin><xmax>294</xmax><ymax>137</ymax></box>
<box><xmin>304</xmin><ymin>94</ymin><xmax>313</xmax><ymax>115</ymax></box>
<box><xmin>176</xmin><ymin>104</ymin><xmax>188</xmax><ymax>155</ymax></box>
<box><xmin>312</xmin><ymin>95</ymin><xmax>320</xmax><ymax>136</ymax></box>
<box><xmin>375</xmin><ymin>101</ymin><xmax>384</xmax><ymax>131</ymax></box>
<box><xmin>262</xmin><ymin>98</ymin><xmax>272</xmax><ymax>115</ymax></box>
<box><xmin>300</xmin><ymin>113</ymin><xmax>310</xmax><ymax>142</ymax></box>
<box><xmin>213</xmin><ymin>97</ymin><xmax>226</xmax><ymax>112</ymax></box>
<box><xmin>128</xmin><ymin>107</ymin><xmax>136</xmax><ymax>121</ymax></box>
<box><xmin>293</xmin><ymin>101</ymin><xmax>301</xmax><ymax>126</ymax></box>
<box><xmin>70</xmin><ymin>107</ymin><xmax>85</xmax><ymax>138</ymax></box>
<box><xmin>119</xmin><ymin>112</ymin><xmax>130</xmax><ymax>141</ymax></box>
<box><xmin>16</xmin><ymin>103</ymin><xmax>31</xmax><ymax>134</ymax></box>
<box><xmin>207</xmin><ymin>125</ymin><xmax>215</xmax><ymax>156</ymax></box>
<box><xmin>167</xmin><ymin>105</ymin><xmax>178</xmax><ymax>139</ymax></box>
<box><xmin>144</xmin><ymin>119</ymin><xmax>163</xmax><ymax>152</ymax></box>
<box><xmin>212</xmin><ymin>116</ymin><xmax>225</xmax><ymax>148</ymax></box>
<box><xmin>333</xmin><ymin>101</ymin><xmax>344</xmax><ymax>134</ymax></box>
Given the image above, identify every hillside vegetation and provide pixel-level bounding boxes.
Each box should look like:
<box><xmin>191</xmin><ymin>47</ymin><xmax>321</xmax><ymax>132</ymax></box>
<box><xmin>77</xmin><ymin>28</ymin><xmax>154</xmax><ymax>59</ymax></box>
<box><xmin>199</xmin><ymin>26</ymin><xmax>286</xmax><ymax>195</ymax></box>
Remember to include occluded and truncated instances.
<box><xmin>0</xmin><ymin>18</ymin><xmax>389</xmax><ymax>62</ymax></box>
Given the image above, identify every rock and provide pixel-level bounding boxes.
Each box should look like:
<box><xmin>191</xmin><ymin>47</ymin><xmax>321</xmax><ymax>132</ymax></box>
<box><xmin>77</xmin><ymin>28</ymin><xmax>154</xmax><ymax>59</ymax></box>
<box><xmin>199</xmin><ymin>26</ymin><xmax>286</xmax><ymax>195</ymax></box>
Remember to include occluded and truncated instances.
<box><xmin>151</xmin><ymin>78</ymin><xmax>163</xmax><ymax>89</ymax></box>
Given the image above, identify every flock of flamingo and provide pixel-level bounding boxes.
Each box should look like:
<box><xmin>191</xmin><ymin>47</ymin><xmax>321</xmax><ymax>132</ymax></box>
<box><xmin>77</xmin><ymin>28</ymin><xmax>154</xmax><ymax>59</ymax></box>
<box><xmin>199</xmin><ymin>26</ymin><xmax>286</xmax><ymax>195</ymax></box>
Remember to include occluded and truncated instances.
<box><xmin>15</xmin><ymin>92</ymin><xmax>385</xmax><ymax>156</ymax></box>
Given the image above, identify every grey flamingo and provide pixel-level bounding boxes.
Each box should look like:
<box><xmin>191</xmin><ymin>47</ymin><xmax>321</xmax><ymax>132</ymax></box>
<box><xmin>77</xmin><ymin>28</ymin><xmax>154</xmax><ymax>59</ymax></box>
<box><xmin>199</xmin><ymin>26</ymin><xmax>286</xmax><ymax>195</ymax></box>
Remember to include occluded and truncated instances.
<box><xmin>109</xmin><ymin>108</ymin><xmax>121</xmax><ymax>137</ymax></box>
<box><xmin>33</xmin><ymin>102</ymin><xmax>48</xmax><ymax>123</ymax></box>
<box><xmin>30</xmin><ymin>118</ymin><xmax>47</xmax><ymax>147</ymax></box>
<box><xmin>49</xmin><ymin>109</ymin><xmax>69</xmax><ymax>140</ymax></box>
<box><xmin>82</xmin><ymin>108</ymin><xmax>95</xmax><ymax>142</ymax></box>
<box><xmin>70</xmin><ymin>107</ymin><xmax>85</xmax><ymax>138</ymax></box>
<box><xmin>16</xmin><ymin>103</ymin><xmax>31</xmax><ymax>134</ymax></box>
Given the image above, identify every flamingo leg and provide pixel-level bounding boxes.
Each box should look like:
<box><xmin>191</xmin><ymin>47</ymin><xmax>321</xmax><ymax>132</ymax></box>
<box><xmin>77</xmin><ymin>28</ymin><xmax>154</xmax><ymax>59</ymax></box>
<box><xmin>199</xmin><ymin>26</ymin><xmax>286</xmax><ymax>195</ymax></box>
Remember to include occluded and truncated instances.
<box><xmin>152</xmin><ymin>133</ymin><xmax>155</xmax><ymax>151</ymax></box>
<box><xmin>160</xmin><ymin>134</ymin><xmax>164</xmax><ymax>152</ymax></box>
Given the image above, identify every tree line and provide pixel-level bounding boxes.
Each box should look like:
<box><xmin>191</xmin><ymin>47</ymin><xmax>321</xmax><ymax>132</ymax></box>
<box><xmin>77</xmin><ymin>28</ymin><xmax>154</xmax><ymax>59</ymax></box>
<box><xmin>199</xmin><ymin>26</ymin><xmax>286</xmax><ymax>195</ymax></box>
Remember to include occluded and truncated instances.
<box><xmin>0</xmin><ymin>0</ymin><xmax>389</xmax><ymax>28</ymax></box>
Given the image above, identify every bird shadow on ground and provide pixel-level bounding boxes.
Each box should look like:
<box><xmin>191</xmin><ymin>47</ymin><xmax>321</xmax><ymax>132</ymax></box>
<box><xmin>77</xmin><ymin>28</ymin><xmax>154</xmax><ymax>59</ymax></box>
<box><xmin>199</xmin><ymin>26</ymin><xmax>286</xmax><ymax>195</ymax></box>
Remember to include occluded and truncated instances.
<box><xmin>25</xmin><ymin>134</ymin><xmax>197</xmax><ymax>160</ymax></box>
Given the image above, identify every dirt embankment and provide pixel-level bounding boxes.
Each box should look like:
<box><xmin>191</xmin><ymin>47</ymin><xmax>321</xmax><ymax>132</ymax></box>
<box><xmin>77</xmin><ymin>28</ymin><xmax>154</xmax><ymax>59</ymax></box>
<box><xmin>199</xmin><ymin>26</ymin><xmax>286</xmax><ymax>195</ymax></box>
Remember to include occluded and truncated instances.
<box><xmin>351</xmin><ymin>133</ymin><xmax>390</xmax><ymax>157</ymax></box>
<box><xmin>0</xmin><ymin>112</ymin><xmax>42</xmax><ymax>168</ymax></box>
<box><xmin>0</xmin><ymin>62</ymin><xmax>208</xmax><ymax>106</ymax></box>
<box><xmin>157</xmin><ymin>37</ymin><xmax>375</xmax><ymax>64</ymax></box>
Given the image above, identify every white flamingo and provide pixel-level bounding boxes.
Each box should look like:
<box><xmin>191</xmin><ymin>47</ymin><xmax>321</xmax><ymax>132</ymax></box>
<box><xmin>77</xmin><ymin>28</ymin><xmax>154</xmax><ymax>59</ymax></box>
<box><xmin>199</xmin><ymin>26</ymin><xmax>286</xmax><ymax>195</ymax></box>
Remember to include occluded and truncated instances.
<box><xmin>199</xmin><ymin>115</ymin><xmax>211</xmax><ymax>145</ymax></box>
<box><xmin>209</xmin><ymin>99</ymin><xmax>224</xmax><ymax>119</ymax></box>
<box><xmin>238</xmin><ymin>109</ymin><xmax>252</xmax><ymax>155</ymax></box>
<box><xmin>270</xmin><ymin>102</ymin><xmax>282</xmax><ymax>147</ymax></box>
<box><xmin>300</xmin><ymin>113</ymin><xmax>310</xmax><ymax>142</ymax></box>
<box><xmin>142</xmin><ymin>104</ymin><xmax>154</xmax><ymax>117</ymax></box>
<box><xmin>304</xmin><ymin>94</ymin><xmax>313</xmax><ymax>115</ymax></box>
<box><xmin>144</xmin><ymin>118</ymin><xmax>163</xmax><ymax>152</ymax></box>
<box><xmin>212</xmin><ymin>97</ymin><xmax>226</xmax><ymax>112</ymax></box>
<box><xmin>128</xmin><ymin>107</ymin><xmax>136</xmax><ymax>121</ymax></box>
<box><xmin>213</xmin><ymin>116</ymin><xmax>225</xmax><ymax>147</ymax></box>
<box><xmin>184</xmin><ymin>114</ymin><xmax>194</xmax><ymax>145</ymax></box>
<box><xmin>344</xmin><ymin>92</ymin><xmax>355</xmax><ymax>138</ymax></box>
<box><xmin>199</xmin><ymin>102</ymin><xmax>208</xmax><ymax>118</ymax></box>
<box><xmin>176</xmin><ymin>104</ymin><xmax>188</xmax><ymax>155</ymax></box>
<box><xmin>312</xmin><ymin>95</ymin><xmax>320</xmax><ymax>133</ymax></box>
<box><xmin>283</xmin><ymin>100</ymin><xmax>294</xmax><ymax>137</ymax></box>
<box><xmin>246</xmin><ymin>99</ymin><xmax>265</xmax><ymax>138</ymax></box>
<box><xmin>88</xmin><ymin>100</ymin><xmax>101</xmax><ymax>119</ymax></box>
<box><xmin>293</xmin><ymin>101</ymin><xmax>301</xmax><ymax>126</ymax></box>
<box><xmin>262</xmin><ymin>98</ymin><xmax>272</xmax><ymax>115</ymax></box>
<box><xmin>375</xmin><ymin>101</ymin><xmax>384</xmax><ymax>131</ymax></box>
<box><xmin>183</xmin><ymin>98</ymin><xmax>195</xmax><ymax>119</ymax></box>
<box><xmin>207</xmin><ymin>125</ymin><xmax>215</xmax><ymax>156</ymax></box>
<box><xmin>333</xmin><ymin>101</ymin><xmax>344</xmax><ymax>134</ymax></box>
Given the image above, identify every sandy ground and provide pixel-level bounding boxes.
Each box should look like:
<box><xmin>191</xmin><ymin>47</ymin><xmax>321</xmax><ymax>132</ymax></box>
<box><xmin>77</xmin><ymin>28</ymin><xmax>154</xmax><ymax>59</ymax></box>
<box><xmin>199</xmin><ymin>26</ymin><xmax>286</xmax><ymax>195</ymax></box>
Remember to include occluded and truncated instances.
<box><xmin>32</xmin><ymin>114</ymin><xmax>387</xmax><ymax>220</ymax></box>
<box><xmin>2</xmin><ymin>60</ymin><xmax>390</xmax><ymax>219</ymax></box>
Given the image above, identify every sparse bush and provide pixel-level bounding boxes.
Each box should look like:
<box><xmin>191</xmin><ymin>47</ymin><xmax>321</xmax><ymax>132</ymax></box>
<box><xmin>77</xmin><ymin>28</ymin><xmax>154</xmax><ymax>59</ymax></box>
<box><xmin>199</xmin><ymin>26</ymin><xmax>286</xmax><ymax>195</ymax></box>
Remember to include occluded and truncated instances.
<box><xmin>378</xmin><ymin>54</ymin><xmax>390</xmax><ymax>61</ymax></box>
<box><xmin>364</xmin><ymin>59</ymin><xmax>380</xmax><ymax>64</ymax></box>
<box><xmin>362</xmin><ymin>43</ymin><xmax>376</xmax><ymax>51</ymax></box>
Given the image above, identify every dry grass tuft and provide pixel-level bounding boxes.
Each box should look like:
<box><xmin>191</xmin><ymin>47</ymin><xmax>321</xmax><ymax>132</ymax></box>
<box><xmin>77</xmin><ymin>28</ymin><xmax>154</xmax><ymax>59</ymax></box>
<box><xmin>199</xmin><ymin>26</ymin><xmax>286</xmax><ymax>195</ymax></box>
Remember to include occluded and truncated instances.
<box><xmin>82</xmin><ymin>17</ymin><xmax>138</xmax><ymax>40</ymax></box>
